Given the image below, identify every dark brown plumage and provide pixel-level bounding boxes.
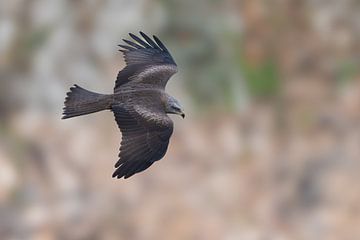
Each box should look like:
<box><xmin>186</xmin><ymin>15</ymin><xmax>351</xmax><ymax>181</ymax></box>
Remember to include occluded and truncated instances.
<box><xmin>62</xmin><ymin>32</ymin><xmax>184</xmax><ymax>179</ymax></box>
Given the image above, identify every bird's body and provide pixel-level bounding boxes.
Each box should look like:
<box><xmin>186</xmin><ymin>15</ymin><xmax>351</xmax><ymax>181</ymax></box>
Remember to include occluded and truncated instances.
<box><xmin>62</xmin><ymin>32</ymin><xmax>184</xmax><ymax>179</ymax></box>
<box><xmin>113</xmin><ymin>88</ymin><xmax>169</xmax><ymax>109</ymax></box>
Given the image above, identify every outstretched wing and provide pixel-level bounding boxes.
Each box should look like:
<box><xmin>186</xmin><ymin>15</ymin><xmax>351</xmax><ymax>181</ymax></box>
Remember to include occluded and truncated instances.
<box><xmin>115</xmin><ymin>32</ymin><xmax>177</xmax><ymax>92</ymax></box>
<box><xmin>111</xmin><ymin>105</ymin><xmax>173</xmax><ymax>179</ymax></box>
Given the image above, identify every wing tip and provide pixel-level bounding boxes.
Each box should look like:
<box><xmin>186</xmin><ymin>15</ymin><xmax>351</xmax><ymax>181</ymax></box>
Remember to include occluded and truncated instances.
<box><xmin>122</xmin><ymin>31</ymin><xmax>167</xmax><ymax>52</ymax></box>
<box><xmin>117</xmin><ymin>31</ymin><xmax>176</xmax><ymax>68</ymax></box>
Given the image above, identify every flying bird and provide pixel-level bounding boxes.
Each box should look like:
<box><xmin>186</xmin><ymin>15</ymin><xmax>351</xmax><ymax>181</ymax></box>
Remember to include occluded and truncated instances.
<box><xmin>62</xmin><ymin>32</ymin><xmax>184</xmax><ymax>179</ymax></box>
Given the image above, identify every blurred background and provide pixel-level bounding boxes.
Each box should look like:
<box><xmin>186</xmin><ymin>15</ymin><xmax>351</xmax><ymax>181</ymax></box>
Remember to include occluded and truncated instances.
<box><xmin>1</xmin><ymin>0</ymin><xmax>360</xmax><ymax>239</ymax></box>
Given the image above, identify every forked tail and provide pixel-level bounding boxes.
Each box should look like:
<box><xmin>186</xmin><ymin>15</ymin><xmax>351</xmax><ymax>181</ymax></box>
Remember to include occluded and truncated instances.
<box><xmin>62</xmin><ymin>84</ymin><xmax>113</xmax><ymax>119</ymax></box>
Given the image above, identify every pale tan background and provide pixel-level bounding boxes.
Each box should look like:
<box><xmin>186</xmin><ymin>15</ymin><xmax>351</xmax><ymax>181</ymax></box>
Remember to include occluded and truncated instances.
<box><xmin>1</xmin><ymin>0</ymin><xmax>360</xmax><ymax>239</ymax></box>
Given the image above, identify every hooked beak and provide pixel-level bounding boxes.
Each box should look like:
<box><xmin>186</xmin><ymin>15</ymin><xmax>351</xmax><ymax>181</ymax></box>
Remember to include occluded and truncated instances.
<box><xmin>181</xmin><ymin>113</ymin><xmax>185</xmax><ymax>119</ymax></box>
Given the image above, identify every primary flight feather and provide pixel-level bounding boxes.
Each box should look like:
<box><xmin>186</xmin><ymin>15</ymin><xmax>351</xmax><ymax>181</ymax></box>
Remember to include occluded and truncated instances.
<box><xmin>62</xmin><ymin>32</ymin><xmax>184</xmax><ymax>179</ymax></box>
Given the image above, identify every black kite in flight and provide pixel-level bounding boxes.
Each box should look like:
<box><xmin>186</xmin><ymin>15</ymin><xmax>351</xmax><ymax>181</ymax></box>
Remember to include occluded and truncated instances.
<box><xmin>62</xmin><ymin>32</ymin><xmax>184</xmax><ymax>179</ymax></box>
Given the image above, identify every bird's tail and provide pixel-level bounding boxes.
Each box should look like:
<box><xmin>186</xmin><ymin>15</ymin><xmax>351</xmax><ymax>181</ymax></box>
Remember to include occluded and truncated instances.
<box><xmin>62</xmin><ymin>84</ymin><xmax>113</xmax><ymax>119</ymax></box>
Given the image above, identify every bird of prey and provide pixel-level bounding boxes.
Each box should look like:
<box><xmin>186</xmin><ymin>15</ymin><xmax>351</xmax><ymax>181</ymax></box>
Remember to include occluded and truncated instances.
<box><xmin>62</xmin><ymin>32</ymin><xmax>184</xmax><ymax>179</ymax></box>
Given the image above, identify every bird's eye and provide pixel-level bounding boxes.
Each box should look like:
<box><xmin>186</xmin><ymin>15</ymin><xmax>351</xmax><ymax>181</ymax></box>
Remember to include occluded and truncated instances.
<box><xmin>172</xmin><ymin>106</ymin><xmax>180</xmax><ymax>111</ymax></box>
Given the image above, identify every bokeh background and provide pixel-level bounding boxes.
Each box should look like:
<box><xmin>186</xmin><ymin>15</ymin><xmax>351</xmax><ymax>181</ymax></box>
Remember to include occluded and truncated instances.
<box><xmin>1</xmin><ymin>0</ymin><xmax>360</xmax><ymax>239</ymax></box>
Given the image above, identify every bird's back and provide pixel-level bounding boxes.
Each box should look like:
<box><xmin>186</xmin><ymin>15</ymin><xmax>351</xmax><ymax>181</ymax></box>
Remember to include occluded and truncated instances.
<box><xmin>113</xmin><ymin>88</ymin><xmax>166</xmax><ymax>111</ymax></box>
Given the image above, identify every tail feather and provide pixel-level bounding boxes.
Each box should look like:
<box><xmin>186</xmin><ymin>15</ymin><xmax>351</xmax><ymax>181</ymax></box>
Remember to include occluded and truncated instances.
<box><xmin>62</xmin><ymin>84</ymin><xmax>112</xmax><ymax>119</ymax></box>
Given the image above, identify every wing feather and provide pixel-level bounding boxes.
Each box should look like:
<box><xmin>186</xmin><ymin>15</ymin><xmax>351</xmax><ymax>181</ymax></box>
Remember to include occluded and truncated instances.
<box><xmin>153</xmin><ymin>35</ymin><xmax>169</xmax><ymax>52</ymax></box>
<box><xmin>122</xmin><ymin>39</ymin><xmax>143</xmax><ymax>49</ymax></box>
<box><xmin>115</xmin><ymin>32</ymin><xmax>177</xmax><ymax>92</ymax></box>
<box><xmin>117</xmin><ymin>44</ymin><xmax>136</xmax><ymax>51</ymax></box>
<box><xmin>140</xmin><ymin>31</ymin><xmax>160</xmax><ymax>49</ymax></box>
<box><xmin>111</xmin><ymin>105</ymin><xmax>173</xmax><ymax>179</ymax></box>
<box><xmin>129</xmin><ymin>33</ymin><xmax>151</xmax><ymax>48</ymax></box>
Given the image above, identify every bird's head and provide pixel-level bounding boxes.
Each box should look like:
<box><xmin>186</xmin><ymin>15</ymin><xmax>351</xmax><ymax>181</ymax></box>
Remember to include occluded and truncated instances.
<box><xmin>164</xmin><ymin>96</ymin><xmax>185</xmax><ymax>118</ymax></box>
